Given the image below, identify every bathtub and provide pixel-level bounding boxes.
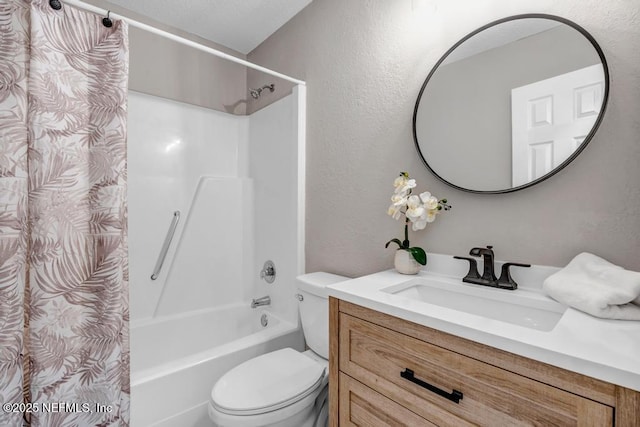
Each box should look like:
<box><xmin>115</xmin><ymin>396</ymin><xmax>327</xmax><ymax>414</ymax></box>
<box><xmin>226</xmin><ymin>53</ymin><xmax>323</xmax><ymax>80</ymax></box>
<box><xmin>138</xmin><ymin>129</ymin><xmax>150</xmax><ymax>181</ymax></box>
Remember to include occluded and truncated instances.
<box><xmin>130</xmin><ymin>303</ymin><xmax>305</xmax><ymax>427</ymax></box>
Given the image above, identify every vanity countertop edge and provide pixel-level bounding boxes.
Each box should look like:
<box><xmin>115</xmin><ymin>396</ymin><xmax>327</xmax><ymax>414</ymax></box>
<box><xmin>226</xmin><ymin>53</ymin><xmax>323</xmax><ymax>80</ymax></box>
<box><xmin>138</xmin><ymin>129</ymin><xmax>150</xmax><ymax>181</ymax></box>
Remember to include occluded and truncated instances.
<box><xmin>326</xmin><ymin>254</ymin><xmax>640</xmax><ymax>393</ymax></box>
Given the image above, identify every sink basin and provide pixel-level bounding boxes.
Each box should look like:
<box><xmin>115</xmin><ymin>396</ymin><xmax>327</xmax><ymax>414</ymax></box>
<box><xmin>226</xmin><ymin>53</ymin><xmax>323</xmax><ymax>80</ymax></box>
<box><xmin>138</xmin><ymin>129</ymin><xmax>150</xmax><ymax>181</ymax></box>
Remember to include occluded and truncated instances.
<box><xmin>382</xmin><ymin>277</ymin><xmax>567</xmax><ymax>332</ymax></box>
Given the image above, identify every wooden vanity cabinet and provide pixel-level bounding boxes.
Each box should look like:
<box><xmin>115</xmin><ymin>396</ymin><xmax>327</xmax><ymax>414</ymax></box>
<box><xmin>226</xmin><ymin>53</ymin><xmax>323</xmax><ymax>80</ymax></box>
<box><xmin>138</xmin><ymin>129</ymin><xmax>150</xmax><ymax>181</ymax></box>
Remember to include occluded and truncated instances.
<box><xmin>329</xmin><ymin>297</ymin><xmax>640</xmax><ymax>426</ymax></box>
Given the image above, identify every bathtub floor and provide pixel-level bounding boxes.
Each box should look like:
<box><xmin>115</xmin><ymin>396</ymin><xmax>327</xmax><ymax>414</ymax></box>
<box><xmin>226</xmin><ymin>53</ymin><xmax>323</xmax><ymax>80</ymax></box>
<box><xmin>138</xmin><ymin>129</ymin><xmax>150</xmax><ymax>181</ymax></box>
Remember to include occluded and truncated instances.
<box><xmin>150</xmin><ymin>403</ymin><xmax>210</xmax><ymax>427</ymax></box>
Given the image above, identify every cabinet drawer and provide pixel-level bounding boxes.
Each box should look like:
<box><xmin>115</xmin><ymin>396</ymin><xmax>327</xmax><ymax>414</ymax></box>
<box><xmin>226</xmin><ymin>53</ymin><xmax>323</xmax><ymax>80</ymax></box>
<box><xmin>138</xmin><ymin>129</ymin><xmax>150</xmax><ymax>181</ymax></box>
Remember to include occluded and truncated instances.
<box><xmin>339</xmin><ymin>372</ymin><xmax>434</xmax><ymax>426</ymax></box>
<box><xmin>339</xmin><ymin>313</ymin><xmax>613</xmax><ymax>426</ymax></box>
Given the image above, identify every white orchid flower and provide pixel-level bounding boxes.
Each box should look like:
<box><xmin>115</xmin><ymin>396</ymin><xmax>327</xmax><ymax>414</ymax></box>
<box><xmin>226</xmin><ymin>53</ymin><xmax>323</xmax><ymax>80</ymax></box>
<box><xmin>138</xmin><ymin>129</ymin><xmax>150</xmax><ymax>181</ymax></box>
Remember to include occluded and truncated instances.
<box><xmin>406</xmin><ymin>195</ymin><xmax>421</xmax><ymax>209</ymax></box>
<box><xmin>387</xmin><ymin>204</ymin><xmax>403</xmax><ymax>220</ymax></box>
<box><xmin>418</xmin><ymin>191</ymin><xmax>438</xmax><ymax>209</ymax></box>
<box><xmin>412</xmin><ymin>210</ymin><xmax>428</xmax><ymax>230</ymax></box>
<box><xmin>395</xmin><ymin>179</ymin><xmax>416</xmax><ymax>194</ymax></box>
<box><xmin>393</xmin><ymin>175</ymin><xmax>407</xmax><ymax>188</ymax></box>
<box><xmin>426</xmin><ymin>210</ymin><xmax>438</xmax><ymax>223</ymax></box>
<box><xmin>405</xmin><ymin>196</ymin><xmax>425</xmax><ymax>221</ymax></box>
<box><xmin>425</xmin><ymin>196</ymin><xmax>439</xmax><ymax>210</ymax></box>
<box><xmin>412</xmin><ymin>219</ymin><xmax>427</xmax><ymax>231</ymax></box>
<box><xmin>391</xmin><ymin>193</ymin><xmax>407</xmax><ymax>207</ymax></box>
<box><xmin>407</xmin><ymin>206</ymin><xmax>425</xmax><ymax>221</ymax></box>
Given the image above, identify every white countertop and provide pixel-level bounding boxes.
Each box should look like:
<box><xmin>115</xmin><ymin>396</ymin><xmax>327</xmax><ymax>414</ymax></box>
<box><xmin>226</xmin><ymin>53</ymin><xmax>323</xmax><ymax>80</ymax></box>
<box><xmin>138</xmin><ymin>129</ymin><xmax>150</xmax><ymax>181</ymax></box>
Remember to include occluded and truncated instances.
<box><xmin>327</xmin><ymin>253</ymin><xmax>640</xmax><ymax>392</ymax></box>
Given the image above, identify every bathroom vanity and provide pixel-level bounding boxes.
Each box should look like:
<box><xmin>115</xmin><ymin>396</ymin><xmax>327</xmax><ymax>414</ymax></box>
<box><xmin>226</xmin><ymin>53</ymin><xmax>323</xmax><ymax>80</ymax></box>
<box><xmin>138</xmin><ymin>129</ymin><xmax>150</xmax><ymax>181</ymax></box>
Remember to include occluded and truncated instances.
<box><xmin>327</xmin><ymin>255</ymin><xmax>640</xmax><ymax>426</ymax></box>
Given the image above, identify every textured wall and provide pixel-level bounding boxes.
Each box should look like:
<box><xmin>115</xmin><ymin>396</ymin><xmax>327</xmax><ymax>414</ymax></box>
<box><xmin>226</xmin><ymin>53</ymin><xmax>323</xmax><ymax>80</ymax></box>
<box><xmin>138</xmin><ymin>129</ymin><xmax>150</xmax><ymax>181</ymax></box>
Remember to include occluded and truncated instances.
<box><xmin>127</xmin><ymin>27</ymin><xmax>248</xmax><ymax>114</ymax></box>
<box><xmin>248</xmin><ymin>0</ymin><xmax>640</xmax><ymax>276</ymax></box>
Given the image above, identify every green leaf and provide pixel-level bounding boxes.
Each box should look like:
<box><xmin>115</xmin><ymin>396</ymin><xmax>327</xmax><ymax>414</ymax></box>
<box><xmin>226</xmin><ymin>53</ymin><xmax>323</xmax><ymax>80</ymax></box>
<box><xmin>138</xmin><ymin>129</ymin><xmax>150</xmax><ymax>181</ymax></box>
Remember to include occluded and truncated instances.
<box><xmin>385</xmin><ymin>238</ymin><xmax>403</xmax><ymax>249</ymax></box>
<box><xmin>408</xmin><ymin>247</ymin><xmax>427</xmax><ymax>265</ymax></box>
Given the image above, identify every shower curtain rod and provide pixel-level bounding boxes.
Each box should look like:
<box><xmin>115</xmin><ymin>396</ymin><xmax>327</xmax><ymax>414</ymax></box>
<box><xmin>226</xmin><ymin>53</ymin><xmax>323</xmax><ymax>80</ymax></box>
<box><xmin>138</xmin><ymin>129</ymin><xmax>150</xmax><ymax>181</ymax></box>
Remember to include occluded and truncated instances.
<box><xmin>61</xmin><ymin>0</ymin><xmax>306</xmax><ymax>86</ymax></box>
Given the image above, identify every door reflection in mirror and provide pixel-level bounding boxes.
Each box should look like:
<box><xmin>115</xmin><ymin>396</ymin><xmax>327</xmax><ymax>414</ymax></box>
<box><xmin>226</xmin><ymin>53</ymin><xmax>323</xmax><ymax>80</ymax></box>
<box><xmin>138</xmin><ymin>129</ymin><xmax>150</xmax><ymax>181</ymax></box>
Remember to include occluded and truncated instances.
<box><xmin>511</xmin><ymin>64</ymin><xmax>604</xmax><ymax>187</ymax></box>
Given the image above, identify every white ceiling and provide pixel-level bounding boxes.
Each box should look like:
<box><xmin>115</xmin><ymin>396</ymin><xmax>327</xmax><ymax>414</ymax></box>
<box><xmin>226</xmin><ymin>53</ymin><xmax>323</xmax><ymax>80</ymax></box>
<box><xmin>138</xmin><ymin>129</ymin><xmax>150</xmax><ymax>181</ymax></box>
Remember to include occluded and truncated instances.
<box><xmin>105</xmin><ymin>0</ymin><xmax>312</xmax><ymax>54</ymax></box>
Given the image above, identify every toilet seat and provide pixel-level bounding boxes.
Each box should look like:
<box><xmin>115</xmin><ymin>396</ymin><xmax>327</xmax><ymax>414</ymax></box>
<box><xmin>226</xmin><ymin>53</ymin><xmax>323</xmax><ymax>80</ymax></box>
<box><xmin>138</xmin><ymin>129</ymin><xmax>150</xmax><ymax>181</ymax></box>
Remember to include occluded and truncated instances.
<box><xmin>211</xmin><ymin>348</ymin><xmax>326</xmax><ymax>417</ymax></box>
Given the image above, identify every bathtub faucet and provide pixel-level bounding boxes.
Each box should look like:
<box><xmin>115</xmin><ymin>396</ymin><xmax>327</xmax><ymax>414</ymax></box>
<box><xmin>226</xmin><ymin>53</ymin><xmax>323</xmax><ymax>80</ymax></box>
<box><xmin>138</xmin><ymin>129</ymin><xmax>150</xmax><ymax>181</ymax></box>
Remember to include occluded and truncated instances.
<box><xmin>251</xmin><ymin>296</ymin><xmax>271</xmax><ymax>308</ymax></box>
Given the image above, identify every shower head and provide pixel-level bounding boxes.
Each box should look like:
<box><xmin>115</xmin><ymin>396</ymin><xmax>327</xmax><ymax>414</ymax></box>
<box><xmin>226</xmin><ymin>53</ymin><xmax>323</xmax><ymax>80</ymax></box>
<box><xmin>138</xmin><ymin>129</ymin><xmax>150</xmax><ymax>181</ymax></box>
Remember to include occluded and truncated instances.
<box><xmin>249</xmin><ymin>84</ymin><xmax>275</xmax><ymax>99</ymax></box>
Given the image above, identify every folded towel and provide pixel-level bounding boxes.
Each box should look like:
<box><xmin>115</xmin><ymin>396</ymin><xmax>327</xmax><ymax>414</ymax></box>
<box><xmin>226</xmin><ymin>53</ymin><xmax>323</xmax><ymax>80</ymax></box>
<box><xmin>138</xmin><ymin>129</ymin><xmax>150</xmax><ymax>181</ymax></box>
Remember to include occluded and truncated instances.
<box><xmin>543</xmin><ymin>252</ymin><xmax>640</xmax><ymax>320</ymax></box>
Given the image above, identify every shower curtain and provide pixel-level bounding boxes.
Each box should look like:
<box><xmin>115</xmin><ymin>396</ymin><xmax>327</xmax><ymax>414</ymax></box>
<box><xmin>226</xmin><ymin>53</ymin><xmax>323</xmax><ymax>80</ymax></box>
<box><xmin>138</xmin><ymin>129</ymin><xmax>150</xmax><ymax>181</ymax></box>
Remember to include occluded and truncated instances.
<box><xmin>0</xmin><ymin>1</ymin><xmax>129</xmax><ymax>425</ymax></box>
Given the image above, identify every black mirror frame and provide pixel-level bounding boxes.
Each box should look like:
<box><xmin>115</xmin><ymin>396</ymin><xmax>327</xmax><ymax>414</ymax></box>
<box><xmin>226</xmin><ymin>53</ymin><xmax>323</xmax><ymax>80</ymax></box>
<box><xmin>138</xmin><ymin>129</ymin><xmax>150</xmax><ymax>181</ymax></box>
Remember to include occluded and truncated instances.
<box><xmin>412</xmin><ymin>13</ymin><xmax>610</xmax><ymax>194</ymax></box>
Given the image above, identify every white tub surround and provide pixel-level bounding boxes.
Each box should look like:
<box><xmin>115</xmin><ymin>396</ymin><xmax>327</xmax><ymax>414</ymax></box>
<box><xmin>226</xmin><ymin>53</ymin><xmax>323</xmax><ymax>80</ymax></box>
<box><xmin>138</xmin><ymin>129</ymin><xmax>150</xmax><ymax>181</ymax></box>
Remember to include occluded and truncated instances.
<box><xmin>327</xmin><ymin>253</ymin><xmax>640</xmax><ymax>392</ymax></box>
<box><xmin>127</xmin><ymin>91</ymin><xmax>250</xmax><ymax>321</ymax></box>
<box><xmin>128</xmin><ymin>87</ymin><xmax>306</xmax><ymax>324</ymax></box>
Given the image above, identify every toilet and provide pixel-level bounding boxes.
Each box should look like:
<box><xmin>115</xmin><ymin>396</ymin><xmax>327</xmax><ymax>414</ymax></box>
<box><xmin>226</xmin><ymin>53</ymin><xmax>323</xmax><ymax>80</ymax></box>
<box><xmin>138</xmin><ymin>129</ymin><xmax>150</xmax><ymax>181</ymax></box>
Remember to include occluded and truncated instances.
<box><xmin>208</xmin><ymin>272</ymin><xmax>348</xmax><ymax>427</ymax></box>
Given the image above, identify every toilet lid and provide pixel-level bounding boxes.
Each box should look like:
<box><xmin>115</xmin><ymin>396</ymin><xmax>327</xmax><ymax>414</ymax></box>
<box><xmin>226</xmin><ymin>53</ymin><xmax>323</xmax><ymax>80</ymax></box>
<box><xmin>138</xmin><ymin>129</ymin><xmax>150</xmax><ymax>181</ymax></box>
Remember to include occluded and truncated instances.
<box><xmin>211</xmin><ymin>348</ymin><xmax>325</xmax><ymax>416</ymax></box>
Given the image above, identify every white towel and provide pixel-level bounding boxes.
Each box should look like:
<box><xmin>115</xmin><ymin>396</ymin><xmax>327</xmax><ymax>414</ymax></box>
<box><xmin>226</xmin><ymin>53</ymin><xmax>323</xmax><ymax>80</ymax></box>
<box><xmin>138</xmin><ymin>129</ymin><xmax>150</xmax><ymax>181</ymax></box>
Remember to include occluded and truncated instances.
<box><xmin>543</xmin><ymin>252</ymin><xmax>640</xmax><ymax>320</ymax></box>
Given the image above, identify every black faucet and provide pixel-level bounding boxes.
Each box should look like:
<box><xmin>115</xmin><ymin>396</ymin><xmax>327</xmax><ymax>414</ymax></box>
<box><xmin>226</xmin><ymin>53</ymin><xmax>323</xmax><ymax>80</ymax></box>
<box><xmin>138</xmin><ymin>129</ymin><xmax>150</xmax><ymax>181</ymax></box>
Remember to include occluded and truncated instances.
<box><xmin>454</xmin><ymin>246</ymin><xmax>530</xmax><ymax>290</ymax></box>
<box><xmin>469</xmin><ymin>246</ymin><xmax>497</xmax><ymax>282</ymax></box>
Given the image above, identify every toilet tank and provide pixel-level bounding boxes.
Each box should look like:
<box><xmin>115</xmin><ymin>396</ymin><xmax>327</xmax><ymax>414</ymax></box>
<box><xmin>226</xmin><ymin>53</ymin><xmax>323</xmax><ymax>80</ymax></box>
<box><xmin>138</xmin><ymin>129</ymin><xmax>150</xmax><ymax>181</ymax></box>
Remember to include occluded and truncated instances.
<box><xmin>297</xmin><ymin>272</ymin><xmax>349</xmax><ymax>359</ymax></box>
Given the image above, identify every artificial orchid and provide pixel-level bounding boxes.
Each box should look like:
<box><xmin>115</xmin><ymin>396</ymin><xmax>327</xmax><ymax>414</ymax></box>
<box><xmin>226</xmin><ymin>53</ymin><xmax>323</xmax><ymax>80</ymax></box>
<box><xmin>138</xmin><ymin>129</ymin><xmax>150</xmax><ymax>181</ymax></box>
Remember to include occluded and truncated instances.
<box><xmin>385</xmin><ymin>172</ymin><xmax>451</xmax><ymax>265</ymax></box>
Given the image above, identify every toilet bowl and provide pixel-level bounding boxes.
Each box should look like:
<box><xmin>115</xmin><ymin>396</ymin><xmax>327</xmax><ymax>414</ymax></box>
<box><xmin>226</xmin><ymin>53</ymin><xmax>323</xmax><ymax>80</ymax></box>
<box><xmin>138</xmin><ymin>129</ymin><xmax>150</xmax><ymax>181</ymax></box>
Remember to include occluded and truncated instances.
<box><xmin>208</xmin><ymin>272</ymin><xmax>348</xmax><ymax>427</ymax></box>
<box><xmin>208</xmin><ymin>349</ymin><xmax>327</xmax><ymax>427</ymax></box>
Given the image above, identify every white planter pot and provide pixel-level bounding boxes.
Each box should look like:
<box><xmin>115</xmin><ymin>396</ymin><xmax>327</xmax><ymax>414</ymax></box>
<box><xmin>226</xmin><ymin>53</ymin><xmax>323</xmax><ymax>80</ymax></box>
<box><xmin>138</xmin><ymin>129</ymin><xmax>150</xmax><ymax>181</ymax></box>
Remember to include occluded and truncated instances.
<box><xmin>394</xmin><ymin>250</ymin><xmax>421</xmax><ymax>275</ymax></box>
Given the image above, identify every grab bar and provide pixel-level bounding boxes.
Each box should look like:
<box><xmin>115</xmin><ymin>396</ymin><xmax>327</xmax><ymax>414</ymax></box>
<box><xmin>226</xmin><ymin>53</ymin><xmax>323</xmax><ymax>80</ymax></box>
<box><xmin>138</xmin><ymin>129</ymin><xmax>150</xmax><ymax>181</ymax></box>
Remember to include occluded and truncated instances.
<box><xmin>150</xmin><ymin>210</ymin><xmax>180</xmax><ymax>280</ymax></box>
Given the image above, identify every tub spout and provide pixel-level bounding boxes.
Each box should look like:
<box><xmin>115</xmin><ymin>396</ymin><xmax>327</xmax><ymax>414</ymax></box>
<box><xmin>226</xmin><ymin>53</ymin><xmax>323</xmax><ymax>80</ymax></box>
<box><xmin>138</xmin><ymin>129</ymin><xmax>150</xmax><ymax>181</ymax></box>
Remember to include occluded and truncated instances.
<box><xmin>251</xmin><ymin>296</ymin><xmax>271</xmax><ymax>308</ymax></box>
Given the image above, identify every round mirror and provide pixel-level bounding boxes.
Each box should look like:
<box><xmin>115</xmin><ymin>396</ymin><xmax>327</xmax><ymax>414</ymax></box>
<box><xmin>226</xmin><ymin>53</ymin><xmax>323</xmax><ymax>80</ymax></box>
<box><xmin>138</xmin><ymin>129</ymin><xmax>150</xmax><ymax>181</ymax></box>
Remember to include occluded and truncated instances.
<box><xmin>413</xmin><ymin>14</ymin><xmax>609</xmax><ymax>194</ymax></box>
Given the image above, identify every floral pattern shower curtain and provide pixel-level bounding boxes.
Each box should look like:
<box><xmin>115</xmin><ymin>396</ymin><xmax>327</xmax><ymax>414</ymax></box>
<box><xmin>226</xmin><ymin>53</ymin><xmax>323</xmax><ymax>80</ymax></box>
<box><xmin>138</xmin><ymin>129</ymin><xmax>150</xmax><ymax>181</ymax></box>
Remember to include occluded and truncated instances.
<box><xmin>0</xmin><ymin>1</ymin><xmax>30</xmax><ymax>426</ymax></box>
<box><xmin>1</xmin><ymin>0</ymin><xmax>129</xmax><ymax>425</ymax></box>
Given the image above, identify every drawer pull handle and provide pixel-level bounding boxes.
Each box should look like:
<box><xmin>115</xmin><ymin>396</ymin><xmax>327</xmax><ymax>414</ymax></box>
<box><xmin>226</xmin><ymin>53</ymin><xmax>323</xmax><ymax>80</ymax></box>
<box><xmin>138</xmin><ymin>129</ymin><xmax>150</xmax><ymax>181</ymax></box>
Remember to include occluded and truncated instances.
<box><xmin>400</xmin><ymin>368</ymin><xmax>463</xmax><ymax>404</ymax></box>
